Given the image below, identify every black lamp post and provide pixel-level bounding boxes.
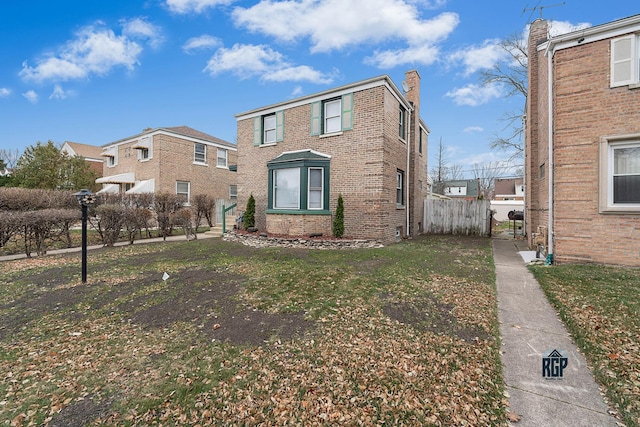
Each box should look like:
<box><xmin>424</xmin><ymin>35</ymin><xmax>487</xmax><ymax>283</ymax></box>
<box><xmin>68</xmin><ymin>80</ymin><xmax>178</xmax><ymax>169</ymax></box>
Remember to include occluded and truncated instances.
<box><xmin>73</xmin><ymin>189</ymin><xmax>95</xmax><ymax>283</ymax></box>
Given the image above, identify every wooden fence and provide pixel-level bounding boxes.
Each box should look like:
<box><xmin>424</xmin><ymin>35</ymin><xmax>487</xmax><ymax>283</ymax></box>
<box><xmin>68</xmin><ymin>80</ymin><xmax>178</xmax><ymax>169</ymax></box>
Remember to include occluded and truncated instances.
<box><xmin>423</xmin><ymin>199</ymin><xmax>492</xmax><ymax>236</ymax></box>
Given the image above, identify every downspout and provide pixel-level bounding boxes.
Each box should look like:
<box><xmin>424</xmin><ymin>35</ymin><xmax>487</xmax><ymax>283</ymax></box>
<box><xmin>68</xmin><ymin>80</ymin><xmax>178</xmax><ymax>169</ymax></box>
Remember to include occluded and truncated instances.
<box><xmin>546</xmin><ymin>45</ymin><xmax>555</xmax><ymax>264</ymax></box>
<box><xmin>406</xmin><ymin>106</ymin><xmax>412</xmax><ymax>238</ymax></box>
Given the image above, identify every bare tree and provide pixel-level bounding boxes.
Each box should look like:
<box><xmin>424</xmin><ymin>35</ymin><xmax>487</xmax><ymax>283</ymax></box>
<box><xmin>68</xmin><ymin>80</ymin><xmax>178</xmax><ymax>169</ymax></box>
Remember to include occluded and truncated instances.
<box><xmin>429</xmin><ymin>137</ymin><xmax>464</xmax><ymax>194</ymax></box>
<box><xmin>0</xmin><ymin>148</ymin><xmax>21</xmax><ymax>169</ymax></box>
<box><xmin>480</xmin><ymin>33</ymin><xmax>528</xmax><ymax>161</ymax></box>
<box><xmin>471</xmin><ymin>161</ymin><xmax>508</xmax><ymax>199</ymax></box>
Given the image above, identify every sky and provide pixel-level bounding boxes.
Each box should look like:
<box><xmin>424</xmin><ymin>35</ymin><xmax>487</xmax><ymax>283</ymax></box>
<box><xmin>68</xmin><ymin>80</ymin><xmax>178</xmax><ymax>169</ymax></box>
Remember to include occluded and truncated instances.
<box><xmin>0</xmin><ymin>0</ymin><xmax>638</xmax><ymax>178</ymax></box>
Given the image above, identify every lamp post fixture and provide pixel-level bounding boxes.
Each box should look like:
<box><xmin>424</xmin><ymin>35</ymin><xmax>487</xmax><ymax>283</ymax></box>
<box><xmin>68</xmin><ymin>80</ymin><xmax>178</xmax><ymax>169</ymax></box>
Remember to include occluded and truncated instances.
<box><xmin>73</xmin><ymin>189</ymin><xmax>95</xmax><ymax>283</ymax></box>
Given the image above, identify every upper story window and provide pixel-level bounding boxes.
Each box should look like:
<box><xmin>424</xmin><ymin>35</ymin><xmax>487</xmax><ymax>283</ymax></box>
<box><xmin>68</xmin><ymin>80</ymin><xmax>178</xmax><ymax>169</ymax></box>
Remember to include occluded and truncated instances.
<box><xmin>611</xmin><ymin>35</ymin><xmax>640</xmax><ymax>87</ymax></box>
<box><xmin>194</xmin><ymin>143</ymin><xmax>206</xmax><ymax>164</ymax></box>
<box><xmin>399</xmin><ymin>105</ymin><xmax>407</xmax><ymax>140</ymax></box>
<box><xmin>599</xmin><ymin>136</ymin><xmax>640</xmax><ymax>213</ymax></box>
<box><xmin>217</xmin><ymin>148</ymin><xmax>228</xmax><ymax>168</ymax></box>
<box><xmin>310</xmin><ymin>93</ymin><xmax>353</xmax><ymax>136</ymax></box>
<box><xmin>324</xmin><ymin>98</ymin><xmax>342</xmax><ymax>133</ymax></box>
<box><xmin>133</xmin><ymin>137</ymin><xmax>152</xmax><ymax>161</ymax></box>
<box><xmin>264</xmin><ymin>114</ymin><xmax>277</xmax><ymax>143</ymax></box>
<box><xmin>102</xmin><ymin>146</ymin><xmax>117</xmax><ymax>167</ymax></box>
<box><xmin>253</xmin><ymin>111</ymin><xmax>284</xmax><ymax>146</ymax></box>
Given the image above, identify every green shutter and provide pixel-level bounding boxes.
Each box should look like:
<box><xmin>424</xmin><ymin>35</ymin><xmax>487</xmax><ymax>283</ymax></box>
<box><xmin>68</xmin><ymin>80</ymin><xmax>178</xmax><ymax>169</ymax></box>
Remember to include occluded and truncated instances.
<box><xmin>310</xmin><ymin>101</ymin><xmax>321</xmax><ymax>136</ymax></box>
<box><xmin>275</xmin><ymin>110</ymin><xmax>284</xmax><ymax>142</ymax></box>
<box><xmin>253</xmin><ymin>117</ymin><xmax>262</xmax><ymax>146</ymax></box>
<box><xmin>341</xmin><ymin>93</ymin><xmax>353</xmax><ymax>130</ymax></box>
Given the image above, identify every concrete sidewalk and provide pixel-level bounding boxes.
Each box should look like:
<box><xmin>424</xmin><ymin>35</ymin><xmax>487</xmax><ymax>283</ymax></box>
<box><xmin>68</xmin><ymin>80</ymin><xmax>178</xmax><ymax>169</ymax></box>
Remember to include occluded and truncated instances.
<box><xmin>0</xmin><ymin>232</ymin><xmax>218</xmax><ymax>262</ymax></box>
<box><xmin>493</xmin><ymin>238</ymin><xmax>618</xmax><ymax>426</ymax></box>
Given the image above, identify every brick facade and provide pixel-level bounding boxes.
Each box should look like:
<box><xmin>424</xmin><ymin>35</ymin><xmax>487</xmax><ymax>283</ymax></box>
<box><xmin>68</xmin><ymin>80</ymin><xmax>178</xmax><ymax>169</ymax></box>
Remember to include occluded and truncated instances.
<box><xmin>526</xmin><ymin>17</ymin><xmax>640</xmax><ymax>266</ymax></box>
<box><xmin>236</xmin><ymin>72</ymin><xmax>429</xmax><ymax>243</ymax></box>
<box><xmin>100</xmin><ymin>126</ymin><xmax>237</xmax><ymax>203</ymax></box>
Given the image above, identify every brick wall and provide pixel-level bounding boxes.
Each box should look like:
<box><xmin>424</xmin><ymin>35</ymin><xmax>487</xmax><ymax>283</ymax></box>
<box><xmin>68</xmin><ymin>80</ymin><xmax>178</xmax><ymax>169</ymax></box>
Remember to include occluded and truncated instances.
<box><xmin>527</xmin><ymin>20</ymin><xmax>640</xmax><ymax>266</ymax></box>
<box><xmin>103</xmin><ymin>132</ymin><xmax>237</xmax><ymax>202</ymax></box>
<box><xmin>237</xmin><ymin>77</ymin><xmax>428</xmax><ymax>243</ymax></box>
<box><xmin>552</xmin><ymin>36</ymin><xmax>640</xmax><ymax>266</ymax></box>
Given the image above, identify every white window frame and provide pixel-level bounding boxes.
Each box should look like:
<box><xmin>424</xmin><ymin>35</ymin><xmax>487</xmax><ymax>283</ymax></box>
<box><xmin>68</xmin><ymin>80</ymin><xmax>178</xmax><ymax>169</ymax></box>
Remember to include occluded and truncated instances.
<box><xmin>138</xmin><ymin>147</ymin><xmax>150</xmax><ymax>161</ymax></box>
<box><xmin>176</xmin><ymin>181</ymin><xmax>190</xmax><ymax>205</ymax></box>
<box><xmin>599</xmin><ymin>134</ymin><xmax>640</xmax><ymax>213</ymax></box>
<box><xmin>263</xmin><ymin>114</ymin><xmax>277</xmax><ymax>144</ymax></box>
<box><xmin>611</xmin><ymin>34</ymin><xmax>639</xmax><ymax>88</ymax></box>
<box><xmin>217</xmin><ymin>148</ymin><xmax>228</xmax><ymax>168</ymax></box>
<box><xmin>273</xmin><ymin>168</ymin><xmax>301</xmax><ymax>210</ymax></box>
<box><xmin>307</xmin><ymin>167</ymin><xmax>324</xmax><ymax>210</ymax></box>
<box><xmin>399</xmin><ymin>104</ymin><xmax>406</xmax><ymax>140</ymax></box>
<box><xmin>194</xmin><ymin>143</ymin><xmax>207</xmax><ymax>164</ymax></box>
<box><xmin>229</xmin><ymin>185</ymin><xmax>237</xmax><ymax>199</ymax></box>
<box><xmin>324</xmin><ymin>98</ymin><xmax>342</xmax><ymax>134</ymax></box>
<box><xmin>396</xmin><ymin>170</ymin><xmax>405</xmax><ymax>207</ymax></box>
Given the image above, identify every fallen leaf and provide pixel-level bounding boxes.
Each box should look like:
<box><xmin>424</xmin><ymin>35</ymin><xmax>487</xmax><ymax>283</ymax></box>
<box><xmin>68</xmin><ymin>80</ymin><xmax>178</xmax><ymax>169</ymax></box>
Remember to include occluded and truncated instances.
<box><xmin>507</xmin><ymin>411</ymin><xmax>521</xmax><ymax>422</ymax></box>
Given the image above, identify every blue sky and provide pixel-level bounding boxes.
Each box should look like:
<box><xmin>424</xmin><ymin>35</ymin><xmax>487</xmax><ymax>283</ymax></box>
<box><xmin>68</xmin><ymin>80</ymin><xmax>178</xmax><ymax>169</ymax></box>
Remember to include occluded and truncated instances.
<box><xmin>0</xmin><ymin>1</ymin><xmax>638</xmax><ymax>177</ymax></box>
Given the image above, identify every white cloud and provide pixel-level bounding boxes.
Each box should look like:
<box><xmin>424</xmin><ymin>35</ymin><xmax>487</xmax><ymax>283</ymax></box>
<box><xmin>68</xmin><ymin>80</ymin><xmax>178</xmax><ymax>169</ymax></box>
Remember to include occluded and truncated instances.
<box><xmin>121</xmin><ymin>17</ymin><xmax>164</xmax><ymax>49</ymax></box>
<box><xmin>22</xmin><ymin>90</ymin><xmax>38</xmax><ymax>104</ymax></box>
<box><xmin>49</xmin><ymin>84</ymin><xmax>74</xmax><ymax>100</ymax></box>
<box><xmin>365</xmin><ymin>44</ymin><xmax>440</xmax><ymax>69</ymax></box>
<box><xmin>290</xmin><ymin>86</ymin><xmax>303</xmax><ymax>98</ymax></box>
<box><xmin>449</xmin><ymin>39</ymin><xmax>509</xmax><ymax>76</ymax></box>
<box><xmin>232</xmin><ymin>0</ymin><xmax>459</xmax><ymax>67</ymax></box>
<box><xmin>165</xmin><ymin>0</ymin><xmax>234</xmax><ymax>14</ymax></box>
<box><xmin>463</xmin><ymin>126</ymin><xmax>484</xmax><ymax>133</ymax></box>
<box><xmin>548</xmin><ymin>20</ymin><xmax>591</xmax><ymax>37</ymax></box>
<box><xmin>19</xmin><ymin>23</ymin><xmax>144</xmax><ymax>83</ymax></box>
<box><xmin>445</xmin><ymin>82</ymin><xmax>503</xmax><ymax>107</ymax></box>
<box><xmin>183</xmin><ymin>35</ymin><xmax>222</xmax><ymax>53</ymax></box>
<box><xmin>204</xmin><ymin>43</ymin><xmax>334</xmax><ymax>84</ymax></box>
<box><xmin>0</xmin><ymin>88</ymin><xmax>10</xmax><ymax>97</ymax></box>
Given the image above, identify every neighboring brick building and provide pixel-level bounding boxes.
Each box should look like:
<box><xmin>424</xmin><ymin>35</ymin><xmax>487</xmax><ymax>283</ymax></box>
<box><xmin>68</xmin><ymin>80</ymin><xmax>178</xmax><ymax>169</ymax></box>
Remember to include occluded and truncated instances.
<box><xmin>526</xmin><ymin>15</ymin><xmax>640</xmax><ymax>266</ymax></box>
<box><xmin>61</xmin><ymin>141</ymin><xmax>104</xmax><ymax>177</ymax></box>
<box><xmin>493</xmin><ymin>177</ymin><xmax>524</xmax><ymax>201</ymax></box>
<box><xmin>235</xmin><ymin>70</ymin><xmax>430</xmax><ymax>243</ymax></box>
<box><xmin>97</xmin><ymin>126</ymin><xmax>237</xmax><ymax>203</ymax></box>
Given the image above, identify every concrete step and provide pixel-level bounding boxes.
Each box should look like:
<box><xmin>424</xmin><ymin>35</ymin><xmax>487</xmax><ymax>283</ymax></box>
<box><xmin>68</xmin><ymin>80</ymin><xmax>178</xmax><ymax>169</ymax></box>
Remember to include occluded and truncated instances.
<box><xmin>204</xmin><ymin>216</ymin><xmax>236</xmax><ymax>237</ymax></box>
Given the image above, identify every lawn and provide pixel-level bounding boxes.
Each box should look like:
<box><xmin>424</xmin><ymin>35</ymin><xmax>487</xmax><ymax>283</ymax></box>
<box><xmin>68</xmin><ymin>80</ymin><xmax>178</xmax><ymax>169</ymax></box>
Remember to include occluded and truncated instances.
<box><xmin>530</xmin><ymin>264</ymin><xmax>640</xmax><ymax>427</ymax></box>
<box><xmin>1</xmin><ymin>235</ymin><xmax>506</xmax><ymax>426</ymax></box>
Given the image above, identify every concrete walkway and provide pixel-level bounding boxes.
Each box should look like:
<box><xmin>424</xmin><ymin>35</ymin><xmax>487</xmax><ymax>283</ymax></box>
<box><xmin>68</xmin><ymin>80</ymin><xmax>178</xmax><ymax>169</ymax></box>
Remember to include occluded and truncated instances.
<box><xmin>0</xmin><ymin>232</ymin><xmax>218</xmax><ymax>262</ymax></box>
<box><xmin>493</xmin><ymin>238</ymin><xmax>618</xmax><ymax>426</ymax></box>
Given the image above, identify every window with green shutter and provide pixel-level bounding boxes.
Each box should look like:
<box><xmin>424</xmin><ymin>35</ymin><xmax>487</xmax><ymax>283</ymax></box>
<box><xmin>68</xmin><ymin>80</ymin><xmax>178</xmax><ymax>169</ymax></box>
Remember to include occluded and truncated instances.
<box><xmin>254</xmin><ymin>111</ymin><xmax>284</xmax><ymax>146</ymax></box>
<box><xmin>310</xmin><ymin>92</ymin><xmax>353</xmax><ymax>136</ymax></box>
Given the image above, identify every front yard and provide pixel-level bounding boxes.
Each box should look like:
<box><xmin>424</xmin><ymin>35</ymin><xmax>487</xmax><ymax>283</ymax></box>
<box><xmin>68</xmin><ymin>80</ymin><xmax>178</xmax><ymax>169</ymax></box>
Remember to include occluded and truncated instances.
<box><xmin>1</xmin><ymin>235</ymin><xmax>505</xmax><ymax>426</ymax></box>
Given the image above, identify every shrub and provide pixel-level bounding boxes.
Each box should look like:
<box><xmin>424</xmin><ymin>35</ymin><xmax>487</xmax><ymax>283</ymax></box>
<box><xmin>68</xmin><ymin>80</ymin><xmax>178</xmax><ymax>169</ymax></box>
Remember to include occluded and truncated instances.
<box><xmin>244</xmin><ymin>194</ymin><xmax>255</xmax><ymax>229</ymax></box>
<box><xmin>333</xmin><ymin>194</ymin><xmax>344</xmax><ymax>238</ymax></box>
<box><xmin>153</xmin><ymin>193</ymin><xmax>182</xmax><ymax>240</ymax></box>
<box><xmin>93</xmin><ymin>204</ymin><xmax>125</xmax><ymax>246</ymax></box>
<box><xmin>192</xmin><ymin>194</ymin><xmax>216</xmax><ymax>228</ymax></box>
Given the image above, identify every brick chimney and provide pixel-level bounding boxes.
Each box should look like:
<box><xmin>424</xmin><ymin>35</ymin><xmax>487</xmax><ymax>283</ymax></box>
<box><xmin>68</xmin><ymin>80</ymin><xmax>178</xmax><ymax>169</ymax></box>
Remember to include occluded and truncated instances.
<box><xmin>525</xmin><ymin>19</ymin><xmax>549</xmax><ymax>245</ymax></box>
<box><xmin>403</xmin><ymin>69</ymin><xmax>421</xmax><ymax>119</ymax></box>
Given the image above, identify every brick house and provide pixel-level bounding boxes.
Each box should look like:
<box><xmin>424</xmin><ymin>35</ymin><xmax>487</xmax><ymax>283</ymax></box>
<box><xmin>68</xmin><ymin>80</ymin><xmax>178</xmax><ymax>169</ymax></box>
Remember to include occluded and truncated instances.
<box><xmin>235</xmin><ymin>70</ymin><xmax>430</xmax><ymax>243</ymax></box>
<box><xmin>525</xmin><ymin>15</ymin><xmax>640</xmax><ymax>266</ymax></box>
<box><xmin>61</xmin><ymin>141</ymin><xmax>104</xmax><ymax>177</ymax></box>
<box><xmin>97</xmin><ymin>126</ymin><xmax>237</xmax><ymax>204</ymax></box>
<box><xmin>493</xmin><ymin>177</ymin><xmax>524</xmax><ymax>201</ymax></box>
